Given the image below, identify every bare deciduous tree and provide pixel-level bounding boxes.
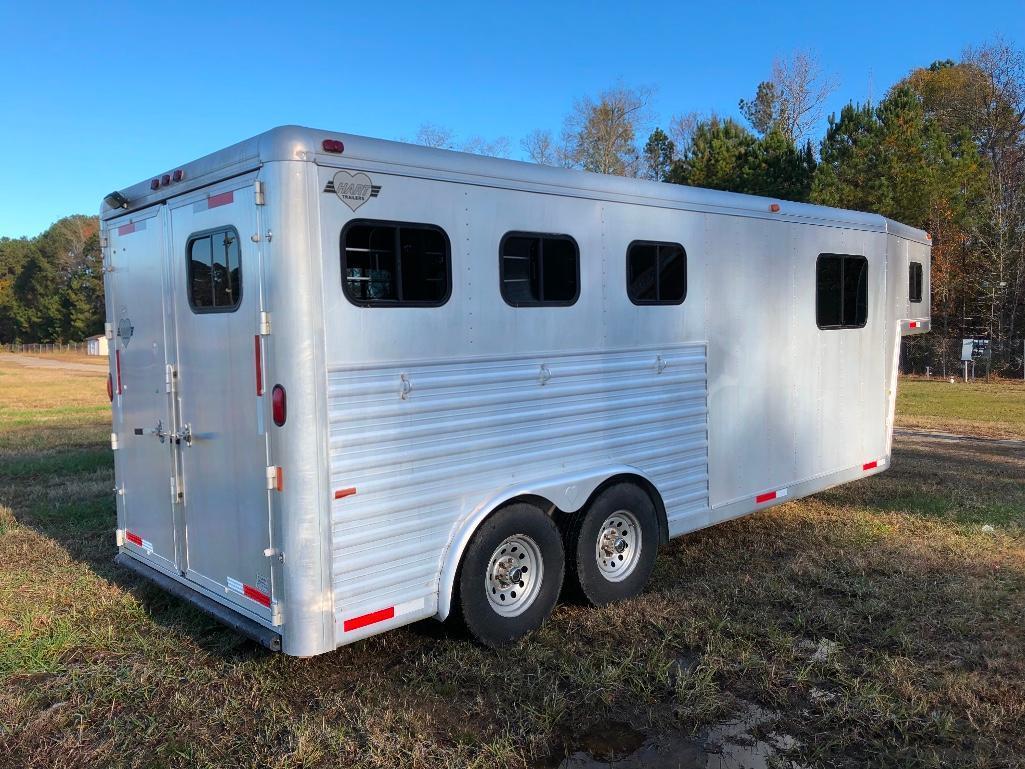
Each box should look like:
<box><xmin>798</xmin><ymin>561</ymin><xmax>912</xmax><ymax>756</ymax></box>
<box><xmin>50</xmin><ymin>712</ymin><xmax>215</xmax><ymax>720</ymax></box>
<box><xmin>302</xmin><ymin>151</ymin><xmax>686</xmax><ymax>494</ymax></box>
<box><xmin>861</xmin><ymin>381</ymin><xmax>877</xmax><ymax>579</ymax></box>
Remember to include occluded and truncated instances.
<box><xmin>740</xmin><ymin>51</ymin><xmax>837</xmax><ymax>142</ymax></box>
<box><xmin>413</xmin><ymin>123</ymin><xmax>456</xmax><ymax>149</ymax></box>
<box><xmin>462</xmin><ymin>135</ymin><xmax>512</xmax><ymax>158</ymax></box>
<box><xmin>562</xmin><ymin>85</ymin><xmax>653</xmax><ymax>176</ymax></box>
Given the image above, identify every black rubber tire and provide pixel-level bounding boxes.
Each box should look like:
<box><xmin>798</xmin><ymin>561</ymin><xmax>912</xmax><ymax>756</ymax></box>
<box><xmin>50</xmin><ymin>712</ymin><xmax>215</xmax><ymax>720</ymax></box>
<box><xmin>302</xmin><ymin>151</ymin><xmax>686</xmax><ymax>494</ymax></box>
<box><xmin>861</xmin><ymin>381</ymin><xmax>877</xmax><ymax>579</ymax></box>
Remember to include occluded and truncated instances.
<box><xmin>565</xmin><ymin>483</ymin><xmax>659</xmax><ymax>606</ymax></box>
<box><xmin>456</xmin><ymin>503</ymin><xmax>565</xmax><ymax>648</ymax></box>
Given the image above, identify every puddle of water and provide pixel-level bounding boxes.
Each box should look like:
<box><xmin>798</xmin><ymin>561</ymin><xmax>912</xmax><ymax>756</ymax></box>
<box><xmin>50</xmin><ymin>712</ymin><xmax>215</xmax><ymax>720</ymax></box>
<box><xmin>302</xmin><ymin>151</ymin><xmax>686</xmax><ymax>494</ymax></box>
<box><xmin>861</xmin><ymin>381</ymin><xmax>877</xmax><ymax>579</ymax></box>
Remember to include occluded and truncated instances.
<box><xmin>541</xmin><ymin>701</ymin><xmax>807</xmax><ymax>769</ymax></box>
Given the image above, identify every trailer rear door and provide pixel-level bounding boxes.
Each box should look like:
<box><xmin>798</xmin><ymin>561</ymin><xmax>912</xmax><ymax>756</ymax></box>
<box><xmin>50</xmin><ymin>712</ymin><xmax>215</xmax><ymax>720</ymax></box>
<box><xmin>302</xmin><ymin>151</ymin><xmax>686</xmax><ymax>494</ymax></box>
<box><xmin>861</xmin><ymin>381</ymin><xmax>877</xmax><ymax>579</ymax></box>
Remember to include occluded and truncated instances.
<box><xmin>107</xmin><ymin>207</ymin><xmax>180</xmax><ymax>573</ymax></box>
<box><xmin>167</xmin><ymin>180</ymin><xmax>275</xmax><ymax>621</ymax></box>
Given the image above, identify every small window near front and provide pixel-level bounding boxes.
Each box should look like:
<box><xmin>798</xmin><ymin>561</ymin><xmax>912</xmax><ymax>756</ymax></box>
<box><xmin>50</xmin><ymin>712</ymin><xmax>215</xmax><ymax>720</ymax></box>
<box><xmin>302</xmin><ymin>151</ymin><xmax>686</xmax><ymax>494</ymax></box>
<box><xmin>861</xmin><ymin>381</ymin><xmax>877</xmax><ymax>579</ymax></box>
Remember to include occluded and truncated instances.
<box><xmin>816</xmin><ymin>254</ymin><xmax>868</xmax><ymax>329</ymax></box>
<box><xmin>909</xmin><ymin>261</ymin><xmax>923</xmax><ymax>303</ymax></box>
<box><xmin>500</xmin><ymin>232</ymin><xmax>579</xmax><ymax>306</ymax></box>
<box><xmin>187</xmin><ymin>227</ymin><xmax>242</xmax><ymax>312</ymax></box>
<box><xmin>627</xmin><ymin>241</ymin><xmax>687</xmax><ymax>305</ymax></box>
<box><xmin>341</xmin><ymin>220</ymin><xmax>451</xmax><ymax>306</ymax></box>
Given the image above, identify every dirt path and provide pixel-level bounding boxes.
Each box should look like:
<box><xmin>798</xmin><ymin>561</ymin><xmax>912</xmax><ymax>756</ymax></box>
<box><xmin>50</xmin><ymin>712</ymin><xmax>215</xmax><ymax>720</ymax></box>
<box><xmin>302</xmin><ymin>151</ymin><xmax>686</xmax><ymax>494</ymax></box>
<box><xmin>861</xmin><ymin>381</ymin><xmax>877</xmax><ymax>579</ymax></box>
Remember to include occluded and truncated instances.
<box><xmin>0</xmin><ymin>353</ymin><xmax>107</xmax><ymax>374</ymax></box>
<box><xmin>894</xmin><ymin>427</ymin><xmax>1025</xmax><ymax>449</ymax></box>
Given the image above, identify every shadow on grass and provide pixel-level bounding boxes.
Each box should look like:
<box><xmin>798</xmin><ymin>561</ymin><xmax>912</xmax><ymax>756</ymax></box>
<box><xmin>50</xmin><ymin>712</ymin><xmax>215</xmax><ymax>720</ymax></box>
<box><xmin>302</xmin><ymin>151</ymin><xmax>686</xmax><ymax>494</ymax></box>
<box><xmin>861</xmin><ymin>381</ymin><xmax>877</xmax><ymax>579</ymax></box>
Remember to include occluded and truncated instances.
<box><xmin>819</xmin><ymin>438</ymin><xmax>1025</xmax><ymax>529</ymax></box>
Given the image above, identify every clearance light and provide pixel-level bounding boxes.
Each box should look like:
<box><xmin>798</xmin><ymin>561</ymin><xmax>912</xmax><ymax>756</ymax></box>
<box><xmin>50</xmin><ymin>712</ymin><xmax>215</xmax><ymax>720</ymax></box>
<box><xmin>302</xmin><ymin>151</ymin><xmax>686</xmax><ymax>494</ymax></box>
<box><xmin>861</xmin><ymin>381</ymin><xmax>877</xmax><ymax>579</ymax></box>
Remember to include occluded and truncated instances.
<box><xmin>172</xmin><ymin>169</ymin><xmax>184</xmax><ymax>182</ymax></box>
<box><xmin>161</xmin><ymin>174</ymin><xmax>171</xmax><ymax>187</ymax></box>
<box><xmin>150</xmin><ymin>179</ymin><xmax>161</xmax><ymax>191</ymax></box>
<box><xmin>322</xmin><ymin>139</ymin><xmax>345</xmax><ymax>153</ymax></box>
<box><xmin>272</xmin><ymin>385</ymin><xmax>287</xmax><ymax>426</ymax></box>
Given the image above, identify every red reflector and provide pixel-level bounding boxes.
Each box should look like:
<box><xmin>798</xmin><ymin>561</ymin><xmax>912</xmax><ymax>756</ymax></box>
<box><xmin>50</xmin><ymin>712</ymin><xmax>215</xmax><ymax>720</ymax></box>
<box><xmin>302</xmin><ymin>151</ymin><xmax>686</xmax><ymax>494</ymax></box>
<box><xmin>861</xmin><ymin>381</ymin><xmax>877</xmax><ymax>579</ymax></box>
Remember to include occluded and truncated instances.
<box><xmin>150</xmin><ymin>178</ymin><xmax>160</xmax><ymax>191</ymax></box>
<box><xmin>243</xmin><ymin>584</ymin><xmax>271</xmax><ymax>608</ymax></box>
<box><xmin>755</xmin><ymin>491</ymin><xmax>776</xmax><ymax>504</ymax></box>
<box><xmin>161</xmin><ymin>174</ymin><xmax>171</xmax><ymax>187</ymax></box>
<box><xmin>334</xmin><ymin>487</ymin><xmax>357</xmax><ymax>500</ymax></box>
<box><xmin>909</xmin><ymin>321</ymin><xmax>919</xmax><ymax>329</ymax></box>
<box><xmin>322</xmin><ymin>139</ymin><xmax>345</xmax><ymax>153</ymax></box>
<box><xmin>863</xmin><ymin>461</ymin><xmax>878</xmax><ymax>471</ymax></box>
<box><xmin>207</xmin><ymin>191</ymin><xmax>234</xmax><ymax>209</ymax></box>
<box><xmin>106</xmin><ymin>373</ymin><xmax>113</xmax><ymax>402</ymax></box>
<box><xmin>343</xmin><ymin>606</ymin><xmax>394</xmax><ymax>632</ymax></box>
<box><xmin>769</xmin><ymin>203</ymin><xmax>781</xmax><ymax>213</ymax></box>
<box><xmin>254</xmin><ymin>336</ymin><xmax>263</xmax><ymax>396</ymax></box>
<box><xmin>115</xmin><ymin>349</ymin><xmax>123</xmax><ymax>395</ymax></box>
<box><xmin>172</xmin><ymin>169</ymin><xmax>184</xmax><ymax>182</ymax></box>
<box><xmin>272</xmin><ymin>384</ymin><xmax>286</xmax><ymax>426</ymax></box>
<box><xmin>125</xmin><ymin>531</ymin><xmax>142</xmax><ymax>547</ymax></box>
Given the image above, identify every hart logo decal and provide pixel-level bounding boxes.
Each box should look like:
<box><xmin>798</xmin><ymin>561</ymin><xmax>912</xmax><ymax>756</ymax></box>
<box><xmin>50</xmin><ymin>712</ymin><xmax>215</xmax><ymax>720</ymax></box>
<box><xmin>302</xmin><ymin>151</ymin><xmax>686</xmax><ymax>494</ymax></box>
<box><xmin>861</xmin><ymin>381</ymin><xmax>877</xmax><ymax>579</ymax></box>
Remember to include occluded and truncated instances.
<box><xmin>324</xmin><ymin>171</ymin><xmax>381</xmax><ymax>211</ymax></box>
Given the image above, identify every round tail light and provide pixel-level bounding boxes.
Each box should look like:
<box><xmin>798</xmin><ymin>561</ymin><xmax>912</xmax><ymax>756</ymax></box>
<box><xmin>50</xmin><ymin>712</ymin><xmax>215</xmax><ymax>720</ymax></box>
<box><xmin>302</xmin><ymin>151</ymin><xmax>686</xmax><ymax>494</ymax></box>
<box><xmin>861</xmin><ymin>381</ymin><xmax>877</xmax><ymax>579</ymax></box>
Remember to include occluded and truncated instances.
<box><xmin>272</xmin><ymin>385</ymin><xmax>287</xmax><ymax>426</ymax></box>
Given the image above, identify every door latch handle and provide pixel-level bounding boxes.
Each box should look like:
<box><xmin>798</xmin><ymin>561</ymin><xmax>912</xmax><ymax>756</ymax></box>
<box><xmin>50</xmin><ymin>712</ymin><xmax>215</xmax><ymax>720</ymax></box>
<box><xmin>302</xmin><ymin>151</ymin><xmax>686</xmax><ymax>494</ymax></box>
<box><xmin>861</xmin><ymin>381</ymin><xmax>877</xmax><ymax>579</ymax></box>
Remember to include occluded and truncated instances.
<box><xmin>137</xmin><ymin>419</ymin><xmax>167</xmax><ymax>443</ymax></box>
<box><xmin>172</xmin><ymin>424</ymin><xmax>193</xmax><ymax>446</ymax></box>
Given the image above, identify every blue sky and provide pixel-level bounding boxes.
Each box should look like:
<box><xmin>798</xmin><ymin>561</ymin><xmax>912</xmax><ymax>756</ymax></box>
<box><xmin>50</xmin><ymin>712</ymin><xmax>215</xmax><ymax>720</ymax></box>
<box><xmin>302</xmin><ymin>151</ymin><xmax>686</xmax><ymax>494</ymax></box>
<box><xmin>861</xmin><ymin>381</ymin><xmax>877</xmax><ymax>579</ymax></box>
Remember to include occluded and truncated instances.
<box><xmin>1</xmin><ymin>0</ymin><xmax>1022</xmax><ymax>237</ymax></box>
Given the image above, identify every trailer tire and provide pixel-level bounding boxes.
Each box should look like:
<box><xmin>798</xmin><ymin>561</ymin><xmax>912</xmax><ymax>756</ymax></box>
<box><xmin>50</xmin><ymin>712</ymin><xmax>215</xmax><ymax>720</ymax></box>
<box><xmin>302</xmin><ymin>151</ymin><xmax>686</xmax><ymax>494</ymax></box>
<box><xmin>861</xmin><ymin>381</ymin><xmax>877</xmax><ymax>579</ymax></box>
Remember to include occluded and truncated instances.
<box><xmin>456</xmin><ymin>503</ymin><xmax>564</xmax><ymax>647</ymax></box>
<box><xmin>566</xmin><ymin>483</ymin><xmax>658</xmax><ymax>606</ymax></box>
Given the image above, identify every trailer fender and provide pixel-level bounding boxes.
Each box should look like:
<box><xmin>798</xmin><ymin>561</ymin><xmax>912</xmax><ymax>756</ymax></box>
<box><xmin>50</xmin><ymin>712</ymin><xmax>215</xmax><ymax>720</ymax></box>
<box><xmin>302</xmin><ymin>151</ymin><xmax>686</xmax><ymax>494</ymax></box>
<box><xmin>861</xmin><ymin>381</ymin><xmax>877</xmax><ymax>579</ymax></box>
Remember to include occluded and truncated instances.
<box><xmin>434</xmin><ymin>464</ymin><xmax>660</xmax><ymax>621</ymax></box>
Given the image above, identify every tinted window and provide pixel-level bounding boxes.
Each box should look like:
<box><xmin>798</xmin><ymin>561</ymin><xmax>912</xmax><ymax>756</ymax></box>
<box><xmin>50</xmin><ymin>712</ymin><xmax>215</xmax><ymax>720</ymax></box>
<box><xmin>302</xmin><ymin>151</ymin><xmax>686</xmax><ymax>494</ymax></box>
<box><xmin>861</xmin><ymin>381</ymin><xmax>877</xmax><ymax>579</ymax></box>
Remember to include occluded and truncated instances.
<box><xmin>909</xmin><ymin>261</ymin><xmax>923</xmax><ymax>303</ymax></box>
<box><xmin>627</xmin><ymin>241</ymin><xmax>686</xmax><ymax>304</ymax></box>
<box><xmin>500</xmin><ymin>233</ymin><xmax>579</xmax><ymax>306</ymax></box>
<box><xmin>341</xmin><ymin>221</ymin><xmax>450</xmax><ymax>306</ymax></box>
<box><xmin>188</xmin><ymin>227</ymin><xmax>242</xmax><ymax>312</ymax></box>
<box><xmin>816</xmin><ymin>254</ymin><xmax>867</xmax><ymax>329</ymax></box>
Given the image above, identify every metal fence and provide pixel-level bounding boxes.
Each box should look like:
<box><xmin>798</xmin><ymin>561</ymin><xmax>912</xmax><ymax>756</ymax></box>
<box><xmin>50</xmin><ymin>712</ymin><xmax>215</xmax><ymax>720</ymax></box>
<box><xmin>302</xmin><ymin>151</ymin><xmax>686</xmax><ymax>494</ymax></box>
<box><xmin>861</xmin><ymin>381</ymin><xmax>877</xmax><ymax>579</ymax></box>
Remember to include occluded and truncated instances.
<box><xmin>1</xmin><ymin>342</ymin><xmax>87</xmax><ymax>354</ymax></box>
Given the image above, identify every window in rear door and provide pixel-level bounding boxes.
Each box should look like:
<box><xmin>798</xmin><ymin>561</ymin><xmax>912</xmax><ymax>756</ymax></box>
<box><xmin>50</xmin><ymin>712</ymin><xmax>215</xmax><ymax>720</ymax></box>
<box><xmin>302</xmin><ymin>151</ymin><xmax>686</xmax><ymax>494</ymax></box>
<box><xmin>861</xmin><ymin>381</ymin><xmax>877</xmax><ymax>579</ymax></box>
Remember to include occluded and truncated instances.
<box><xmin>187</xmin><ymin>226</ymin><xmax>243</xmax><ymax>312</ymax></box>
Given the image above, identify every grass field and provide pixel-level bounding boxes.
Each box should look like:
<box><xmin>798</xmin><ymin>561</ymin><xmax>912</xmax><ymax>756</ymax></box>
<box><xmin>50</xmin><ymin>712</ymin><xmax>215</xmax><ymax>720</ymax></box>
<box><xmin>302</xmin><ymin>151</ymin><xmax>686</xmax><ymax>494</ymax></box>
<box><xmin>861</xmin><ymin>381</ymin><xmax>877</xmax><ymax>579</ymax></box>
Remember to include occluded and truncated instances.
<box><xmin>896</xmin><ymin>377</ymin><xmax>1025</xmax><ymax>439</ymax></box>
<box><xmin>1</xmin><ymin>357</ymin><xmax>1023</xmax><ymax>768</ymax></box>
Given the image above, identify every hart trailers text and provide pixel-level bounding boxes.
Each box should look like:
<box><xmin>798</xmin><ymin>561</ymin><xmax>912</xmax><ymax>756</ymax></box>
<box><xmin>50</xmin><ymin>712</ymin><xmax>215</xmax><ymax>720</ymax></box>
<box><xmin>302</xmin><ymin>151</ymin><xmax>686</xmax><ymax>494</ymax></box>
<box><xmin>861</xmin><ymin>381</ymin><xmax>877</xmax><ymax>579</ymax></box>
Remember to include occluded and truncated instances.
<box><xmin>100</xmin><ymin>126</ymin><xmax>931</xmax><ymax>656</ymax></box>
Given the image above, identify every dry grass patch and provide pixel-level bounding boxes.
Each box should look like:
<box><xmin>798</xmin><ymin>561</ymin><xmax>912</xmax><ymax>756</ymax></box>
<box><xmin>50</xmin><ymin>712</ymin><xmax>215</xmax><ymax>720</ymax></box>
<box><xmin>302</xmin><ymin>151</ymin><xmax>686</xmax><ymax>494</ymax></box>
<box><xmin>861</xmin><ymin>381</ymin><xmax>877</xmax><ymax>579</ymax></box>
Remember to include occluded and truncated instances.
<box><xmin>1</xmin><ymin>355</ymin><xmax>1023</xmax><ymax>768</ymax></box>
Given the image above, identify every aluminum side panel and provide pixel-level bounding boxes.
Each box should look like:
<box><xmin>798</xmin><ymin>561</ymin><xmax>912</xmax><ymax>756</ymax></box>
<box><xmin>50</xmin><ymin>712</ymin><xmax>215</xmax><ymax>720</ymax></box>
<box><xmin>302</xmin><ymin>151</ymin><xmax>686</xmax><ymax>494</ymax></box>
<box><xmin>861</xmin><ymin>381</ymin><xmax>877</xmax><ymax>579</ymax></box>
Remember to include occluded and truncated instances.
<box><xmin>327</xmin><ymin>345</ymin><xmax>709</xmax><ymax>643</ymax></box>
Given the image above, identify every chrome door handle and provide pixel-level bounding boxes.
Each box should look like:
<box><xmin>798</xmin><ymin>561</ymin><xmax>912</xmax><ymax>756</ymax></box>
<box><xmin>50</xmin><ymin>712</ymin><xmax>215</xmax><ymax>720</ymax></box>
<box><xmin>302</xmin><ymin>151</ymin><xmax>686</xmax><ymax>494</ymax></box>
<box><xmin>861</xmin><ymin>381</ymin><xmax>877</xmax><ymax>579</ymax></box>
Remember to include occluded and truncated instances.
<box><xmin>171</xmin><ymin>424</ymin><xmax>193</xmax><ymax>446</ymax></box>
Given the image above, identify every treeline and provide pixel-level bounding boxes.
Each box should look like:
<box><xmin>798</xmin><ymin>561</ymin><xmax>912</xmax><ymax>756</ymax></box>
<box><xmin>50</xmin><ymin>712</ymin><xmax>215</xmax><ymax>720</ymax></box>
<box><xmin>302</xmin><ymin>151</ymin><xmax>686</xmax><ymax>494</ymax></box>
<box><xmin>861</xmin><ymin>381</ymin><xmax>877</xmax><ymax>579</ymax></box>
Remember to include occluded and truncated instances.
<box><xmin>420</xmin><ymin>42</ymin><xmax>1025</xmax><ymax>376</ymax></box>
<box><xmin>0</xmin><ymin>216</ymin><xmax>104</xmax><ymax>343</ymax></box>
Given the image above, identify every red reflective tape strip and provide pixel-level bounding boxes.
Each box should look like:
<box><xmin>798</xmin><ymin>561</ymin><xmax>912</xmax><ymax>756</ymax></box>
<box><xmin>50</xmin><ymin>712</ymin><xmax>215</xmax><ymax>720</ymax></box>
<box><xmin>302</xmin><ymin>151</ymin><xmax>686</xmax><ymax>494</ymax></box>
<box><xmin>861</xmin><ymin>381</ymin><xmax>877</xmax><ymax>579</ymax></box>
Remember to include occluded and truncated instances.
<box><xmin>115</xmin><ymin>349</ymin><xmax>123</xmax><ymax>395</ymax></box>
<box><xmin>344</xmin><ymin>606</ymin><xmax>395</xmax><ymax>632</ymax></box>
<box><xmin>207</xmin><ymin>191</ymin><xmax>234</xmax><ymax>209</ymax></box>
<box><xmin>118</xmin><ymin>222</ymin><xmax>136</xmax><ymax>236</ymax></box>
<box><xmin>755</xmin><ymin>491</ymin><xmax>777</xmax><ymax>504</ymax></box>
<box><xmin>125</xmin><ymin>531</ymin><xmax>142</xmax><ymax>546</ymax></box>
<box><xmin>275</xmin><ymin>467</ymin><xmax>284</xmax><ymax>492</ymax></box>
<box><xmin>243</xmin><ymin>584</ymin><xmax>271</xmax><ymax>608</ymax></box>
<box><xmin>254</xmin><ymin>335</ymin><xmax>263</xmax><ymax>396</ymax></box>
<box><xmin>334</xmin><ymin>487</ymin><xmax>357</xmax><ymax>500</ymax></box>
<box><xmin>863</xmin><ymin>461</ymin><xmax>878</xmax><ymax>471</ymax></box>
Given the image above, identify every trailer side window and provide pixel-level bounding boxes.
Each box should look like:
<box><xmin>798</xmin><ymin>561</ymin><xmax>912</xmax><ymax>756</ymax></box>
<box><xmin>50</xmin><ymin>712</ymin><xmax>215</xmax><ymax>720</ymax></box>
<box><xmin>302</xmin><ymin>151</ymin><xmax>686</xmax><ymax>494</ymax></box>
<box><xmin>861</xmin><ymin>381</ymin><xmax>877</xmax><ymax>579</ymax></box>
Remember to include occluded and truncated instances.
<box><xmin>500</xmin><ymin>232</ymin><xmax>579</xmax><ymax>306</ymax></box>
<box><xmin>627</xmin><ymin>241</ymin><xmax>686</xmax><ymax>305</ymax></box>
<box><xmin>816</xmin><ymin>254</ymin><xmax>868</xmax><ymax>329</ymax></box>
<box><xmin>187</xmin><ymin>227</ymin><xmax>242</xmax><ymax>312</ymax></box>
<box><xmin>909</xmin><ymin>261</ymin><xmax>923</xmax><ymax>303</ymax></box>
<box><xmin>341</xmin><ymin>220</ymin><xmax>451</xmax><ymax>307</ymax></box>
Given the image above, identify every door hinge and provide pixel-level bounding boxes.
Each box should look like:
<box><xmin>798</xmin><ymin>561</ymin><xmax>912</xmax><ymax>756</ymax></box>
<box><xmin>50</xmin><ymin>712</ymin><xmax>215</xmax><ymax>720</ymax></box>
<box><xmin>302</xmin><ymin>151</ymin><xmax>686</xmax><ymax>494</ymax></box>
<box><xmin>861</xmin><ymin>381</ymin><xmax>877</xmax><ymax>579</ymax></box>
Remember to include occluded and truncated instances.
<box><xmin>259</xmin><ymin>311</ymin><xmax>272</xmax><ymax>336</ymax></box>
<box><xmin>266</xmin><ymin>465</ymin><xmax>283</xmax><ymax>491</ymax></box>
<box><xmin>115</xmin><ymin>528</ymin><xmax>125</xmax><ymax>547</ymax></box>
<box><xmin>170</xmin><ymin>476</ymin><xmax>183</xmax><ymax>502</ymax></box>
<box><xmin>111</xmin><ymin>432</ymin><xmax>119</xmax><ymax>450</ymax></box>
<box><xmin>165</xmin><ymin>364</ymin><xmax>176</xmax><ymax>394</ymax></box>
<box><xmin>100</xmin><ymin>234</ymin><xmax>109</xmax><ymax>249</ymax></box>
<box><xmin>263</xmin><ymin>547</ymin><xmax>284</xmax><ymax>564</ymax></box>
<box><xmin>254</xmin><ymin>180</ymin><xmax>265</xmax><ymax>206</ymax></box>
<box><xmin>104</xmin><ymin>322</ymin><xmax>114</xmax><ymax>340</ymax></box>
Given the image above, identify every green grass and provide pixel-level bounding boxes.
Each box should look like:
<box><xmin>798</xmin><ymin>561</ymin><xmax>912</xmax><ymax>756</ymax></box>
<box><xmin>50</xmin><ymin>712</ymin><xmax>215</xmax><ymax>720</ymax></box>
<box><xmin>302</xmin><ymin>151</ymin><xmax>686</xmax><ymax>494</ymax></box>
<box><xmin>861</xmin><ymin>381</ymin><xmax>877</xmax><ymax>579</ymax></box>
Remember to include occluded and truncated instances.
<box><xmin>1</xmin><ymin>356</ymin><xmax>1024</xmax><ymax>768</ymax></box>
<box><xmin>896</xmin><ymin>377</ymin><xmax>1025</xmax><ymax>438</ymax></box>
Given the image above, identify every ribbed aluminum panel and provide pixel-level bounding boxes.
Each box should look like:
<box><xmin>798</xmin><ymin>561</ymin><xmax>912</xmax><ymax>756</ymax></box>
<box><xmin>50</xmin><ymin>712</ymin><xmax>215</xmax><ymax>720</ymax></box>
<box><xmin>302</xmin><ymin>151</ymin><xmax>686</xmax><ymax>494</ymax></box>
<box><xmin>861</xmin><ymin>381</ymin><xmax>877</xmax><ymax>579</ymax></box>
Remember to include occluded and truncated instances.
<box><xmin>327</xmin><ymin>344</ymin><xmax>708</xmax><ymax>635</ymax></box>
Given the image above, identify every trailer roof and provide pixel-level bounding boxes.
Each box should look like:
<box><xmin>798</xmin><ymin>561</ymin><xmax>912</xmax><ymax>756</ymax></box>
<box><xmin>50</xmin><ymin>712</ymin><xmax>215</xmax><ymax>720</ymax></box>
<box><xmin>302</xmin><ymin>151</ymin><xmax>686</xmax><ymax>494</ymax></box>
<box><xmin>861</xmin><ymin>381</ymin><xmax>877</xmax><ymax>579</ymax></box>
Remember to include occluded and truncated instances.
<box><xmin>102</xmin><ymin>125</ymin><xmax>930</xmax><ymax>246</ymax></box>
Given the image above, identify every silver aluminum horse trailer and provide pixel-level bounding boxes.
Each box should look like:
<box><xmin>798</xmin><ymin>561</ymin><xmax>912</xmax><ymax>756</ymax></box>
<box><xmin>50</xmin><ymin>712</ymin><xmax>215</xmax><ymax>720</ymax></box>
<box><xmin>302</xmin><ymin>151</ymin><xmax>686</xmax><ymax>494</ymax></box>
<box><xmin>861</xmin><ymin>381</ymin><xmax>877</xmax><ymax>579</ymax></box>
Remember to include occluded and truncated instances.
<box><xmin>100</xmin><ymin>125</ymin><xmax>931</xmax><ymax>655</ymax></box>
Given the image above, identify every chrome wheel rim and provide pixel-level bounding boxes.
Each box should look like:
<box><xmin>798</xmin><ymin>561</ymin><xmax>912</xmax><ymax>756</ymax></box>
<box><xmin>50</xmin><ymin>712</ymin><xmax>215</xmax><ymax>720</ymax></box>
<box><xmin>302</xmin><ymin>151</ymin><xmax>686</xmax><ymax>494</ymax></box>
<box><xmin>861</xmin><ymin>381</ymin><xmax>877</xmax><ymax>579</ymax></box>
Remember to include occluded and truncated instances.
<box><xmin>485</xmin><ymin>534</ymin><xmax>544</xmax><ymax>617</ymax></box>
<box><xmin>595</xmin><ymin>509</ymin><xmax>641</xmax><ymax>582</ymax></box>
